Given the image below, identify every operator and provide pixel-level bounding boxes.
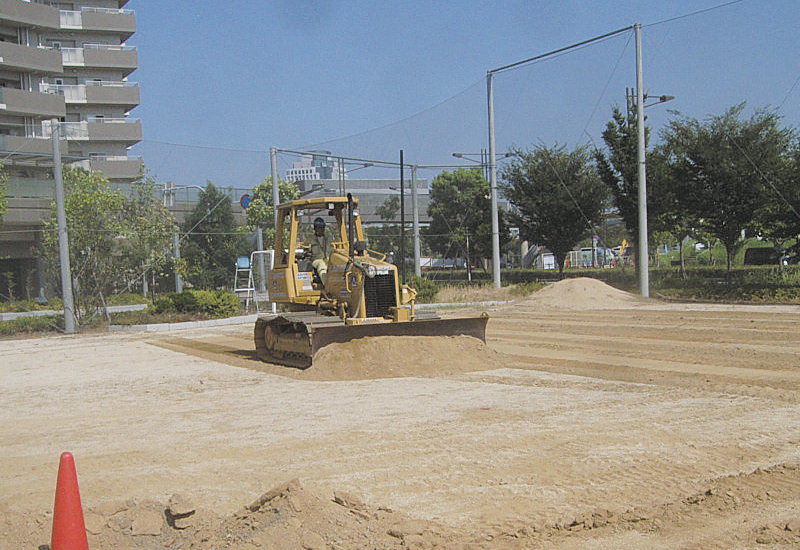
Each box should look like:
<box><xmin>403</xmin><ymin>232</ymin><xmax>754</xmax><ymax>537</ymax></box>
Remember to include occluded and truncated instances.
<box><xmin>310</xmin><ymin>217</ymin><xmax>331</xmax><ymax>284</ymax></box>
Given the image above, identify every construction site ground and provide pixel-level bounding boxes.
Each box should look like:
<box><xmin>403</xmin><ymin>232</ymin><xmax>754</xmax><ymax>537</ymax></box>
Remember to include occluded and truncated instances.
<box><xmin>2</xmin><ymin>278</ymin><xmax>800</xmax><ymax>549</ymax></box>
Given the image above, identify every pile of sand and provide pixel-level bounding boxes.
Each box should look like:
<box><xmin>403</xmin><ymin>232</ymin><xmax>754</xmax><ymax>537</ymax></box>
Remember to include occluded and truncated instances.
<box><xmin>308</xmin><ymin>334</ymin><xmax>498</xmax><ymax>380</ymax></box>
<box><xmin>3</xmin><ymin>480</ymin><xmax>468</xmax><ymax>550</ymax></box>
<box><xmin>519</xmin><ymin>277</ymin><xmax>646</xmax><ymax>310</ymax></box>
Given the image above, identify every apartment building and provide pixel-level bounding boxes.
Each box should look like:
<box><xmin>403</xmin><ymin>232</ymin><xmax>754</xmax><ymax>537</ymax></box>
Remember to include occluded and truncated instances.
<box><xmin>285</xmin><ymin>151</ymin><xmax>341</xmax><ymax>183</ymax></box>
<box><xmin>0</xmin><ymin>0</ymin><xmax>140</xmax><ymax>299</ymax></box>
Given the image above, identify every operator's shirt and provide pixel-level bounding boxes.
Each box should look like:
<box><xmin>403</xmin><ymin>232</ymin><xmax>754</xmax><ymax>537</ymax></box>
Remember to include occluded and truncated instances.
<box><xmin>311</xmin><ymin>234</ymin><xmax>331</xmax><ymax>261</ymax></box>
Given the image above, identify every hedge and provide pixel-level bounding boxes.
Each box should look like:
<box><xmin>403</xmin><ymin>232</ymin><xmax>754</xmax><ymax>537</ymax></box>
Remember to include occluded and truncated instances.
<box><xmin>149</xmin><ymin>289</ymin><xmax>240</xmax><ymax>318</ymax></box>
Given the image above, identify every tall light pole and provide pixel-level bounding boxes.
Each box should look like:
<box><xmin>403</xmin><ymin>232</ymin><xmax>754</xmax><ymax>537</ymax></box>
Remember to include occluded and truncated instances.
<box><xmin>635</xmin><ymin>23</ymin><xmax>648</xmax><ymax>297</ymax></box>
<box><xmin>487</xmin><ymin>71</ymin><xmax>501</xmax><ymax>288</ymax></box>
<box><xmin>633</xmin><ymin>25</ymin><xmax>674</xmax><ymax>297</ymax></box>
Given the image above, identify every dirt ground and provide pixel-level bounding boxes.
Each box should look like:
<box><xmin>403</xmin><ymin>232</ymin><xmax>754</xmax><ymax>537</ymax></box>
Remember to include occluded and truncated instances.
<box><xmin>2</xmin><ymin>277</ymin><xmax>800</xmax><ymax>549</ymax></box>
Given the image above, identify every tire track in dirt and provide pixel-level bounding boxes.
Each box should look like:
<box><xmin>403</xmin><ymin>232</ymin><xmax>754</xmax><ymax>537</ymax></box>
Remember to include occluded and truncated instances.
<box><xmin>483</xmin><ymin>304</ymin><xmax>800</xmax><ymax>405</ymax></box>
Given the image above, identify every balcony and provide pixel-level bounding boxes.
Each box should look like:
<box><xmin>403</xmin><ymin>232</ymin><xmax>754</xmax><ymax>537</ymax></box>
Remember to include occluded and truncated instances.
<box><xmin>60</xmin><ymin>7</ymin><xmax>136</xmax><ymax>40</ymax></box>
<box><xmin>60</xmin><ymin>44</ymin><xmax>137</xmax><ymax>76</ymax></box>
<box><xmin>0</xmin><ymin>134</ymin><xmax>67</xmax><ymax>157</ymax></box>
<box><xmin>0</xmin><ymin>0</ymin><xmax>59</xmax><ymax>28</ymax></box>
<box><xmin>89</xmin><ymin>155</ymin><xmax>143</xmax><ymax>180</ymax></box>
<box><xmin>40</xmin><ymin>81</ymin><xmax>139</xmax><ymax>109</ymax></box>
<box><xmin>55</xmin><ymin>118</ymin><xmax>142</xmax><ymax>146</ymax></box>
<box><xmin>0</xmin><ymin>87</ymin><xmax>65</xmax><ymax>118</ymax></box>
<box><xmin>0</xmin><ymin>42</ymin><xmax>62</xmax><ymax>73</ymax></box>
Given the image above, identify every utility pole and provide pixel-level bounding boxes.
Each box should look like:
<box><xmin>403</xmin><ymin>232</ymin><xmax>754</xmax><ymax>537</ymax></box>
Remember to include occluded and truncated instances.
<box><xmin>173</xmin><ymin>228</ymin><xmax>183</xmax><ymax>293</ymax></box>
<box><xmin>256</xmin><ymin>227</ymin><xmax>266</xmax><ymax>293</ymax></box>
<box><xmin>51</xmin><ymin>120</ymin><xmax>76</xmax><ymax>333</ymax></box>
<box><xmin>411</xmin><ymin>165</ymin><xmax>421</xmax><ymax>277</ymax></box>
<box><xmin>635</xmin><ymin>23</ymin><xmax>649</xmax><ymax>297</ymax></box>
<box><xmin>399</xmin><ymin>150</ymin><xmax>405</xmax><ymax>284</ymax></box>
<box><xmin>270</xmin><ymin>146</ymin><xmax>280</xmax><ymax>228</ymax></box>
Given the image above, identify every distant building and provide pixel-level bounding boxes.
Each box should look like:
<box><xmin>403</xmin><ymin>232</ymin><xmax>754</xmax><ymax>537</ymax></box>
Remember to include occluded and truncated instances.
<box><xmin>293</xmin><ymin>178</ymin><xmax>431</xmax><ymax>224</ymax></box>
<box><xmin>285</xmin><ymin>151</ymin><xmax>340</xmax><ymax>183</ymax></box>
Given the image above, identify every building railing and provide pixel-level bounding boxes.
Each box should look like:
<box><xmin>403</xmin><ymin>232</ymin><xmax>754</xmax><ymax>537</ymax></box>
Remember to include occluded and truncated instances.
<box><xmin>60</xmin><ymin>7</ymin><xmax>134</xmax><ymax>28</ymax></box>
<box><xmin>40</xmin><ymin>118</ymin><xmax>140</xmax><ymax>139</ymax></box>
<box><xmin>39</xmin><ymin>81</ymin><xmax>138</xmax><ymax>101</ymax></box>
<box><xmin>83</xmin><ymin>43</ymin><xmax>136</xmax><ymax>52</ymax></box>
<box><xmin>58</xmin><ymin>47</ymin><xmax>83</xmax><ymax>64</ymax></box>
<box><xmin>86</xmin><ymin>117</ymin><xmax>140</xmax><ymax>123</ymax></box>
<box><xmin>85</xmin><ymin>80</ymin><xmax>137</xmax><ymax>87</ymax></box>
<box><xmin>57</xmin><ymin>44</ymin><xmax>137</xmax><ymax>65</ymax></box>
<box><xmin>79</xmin><ymin>7</ymin><xmax>134</xmax><ymax>15</ymax></box>
<box><xmin>87</xmin><ymin>154</ymin><xmax>143</xmax><ymax>161</ymax></box>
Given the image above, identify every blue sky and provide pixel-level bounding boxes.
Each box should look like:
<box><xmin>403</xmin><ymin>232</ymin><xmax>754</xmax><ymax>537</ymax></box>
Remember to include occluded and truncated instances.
<box><xmin>128</xmin><ymin>0</ymin><xmax>800</xmax><ymax>188</ymax></box>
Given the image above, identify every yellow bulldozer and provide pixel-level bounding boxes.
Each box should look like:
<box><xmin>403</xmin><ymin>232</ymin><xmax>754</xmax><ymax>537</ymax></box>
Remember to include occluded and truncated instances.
<box><xmin>254</xmin><ymin>194</ymin><xmax>488</xmax><ymax>368</ymax></box>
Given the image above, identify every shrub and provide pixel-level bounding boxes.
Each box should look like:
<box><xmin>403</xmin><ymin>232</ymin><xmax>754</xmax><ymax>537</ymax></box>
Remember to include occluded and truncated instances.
<box><xmin>405</xmin><ymin>275</ymin><xmax>439</xmax><ymax>303</ymax></box>
<box><xmin>147</xmin><ymin>290</ymin><xmax>239</xmax><ymax>318</ymax></box>
<box><xmin>190</xmin><ymin>289</ymin><xmax>240</xmax><ymax>317</ymax></box>
<box><xmin>0</xmin><ymin>315</ymin><xmax>63</xmax><ymax>336</ymax></box>
<box><xmin>508</xmin><ymin>281</ymin><xmax>545</xmax><ymax>296</ymax></box>
<box><xmin>106</xmin><ymin>293</ymin><xmax>149</xmax><ymax>306</ymax></box>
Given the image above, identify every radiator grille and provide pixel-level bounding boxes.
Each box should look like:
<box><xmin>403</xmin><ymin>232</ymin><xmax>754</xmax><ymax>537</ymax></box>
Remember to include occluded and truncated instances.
<box><xmin>364</xmin><ymin>273</ymin><xmax>397</xmax><ymax>317</ymax></box>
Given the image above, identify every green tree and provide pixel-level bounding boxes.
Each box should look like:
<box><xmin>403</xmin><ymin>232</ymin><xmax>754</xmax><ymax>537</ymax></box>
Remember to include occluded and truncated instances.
<box><xmin>181</xmin><ymin>182</ymin><xmax>247</xmax><ymax>289</ymax></box>
<box><xmin>662</xmin><ymin>104</ymin><xmax>794</xmax><ymax>274</ymax></box>
<box><xmin>42</xmin><ymin>168</ymin><xmax>177</xmax><ymax>319</ymax></box>
<box><xmin>118</xmin><ymin>175</ymin><xmax>175</xmax><ymax>295</ymax></box>
<box><xmin>647</xmin><ymin>147</ymin><xmax>699</xmax><ymax>279</ymax></box>
<box><xmin>375</xmin><ymin>195</ymin><xmax>399</xmax><ymax>221</ymax></box>
<box><xmin>594</xmin><ymin>105</ymin><xmax>677</xmax><ymax>276</ymax></box>
<box><xmin>425</xmin><ymin>168</ymin><xmax>509</xmax><ymax>272</ymax></box>
<box><xmin>245</xmin><ymin>177</ymin><xmax>299</xmax><ymax>243</ymax></box>
<box><xmin>501</xmin><ymin>144</ymin><xmax>606</xmax><ymax>278</ymax></box>
<box><xmin>365</xmin><ymin>195</ymin><xmax>405</xmax><ymax>259</ymax></box>
<box><xmin>43</xmin><ymin>167</ymin><xmax>126</xmax><ymax>319</ymax></box>
<box><xmin>751</xmin><ymin>138</ymin><xmax>800</xmax><ymax>257</ymax></box>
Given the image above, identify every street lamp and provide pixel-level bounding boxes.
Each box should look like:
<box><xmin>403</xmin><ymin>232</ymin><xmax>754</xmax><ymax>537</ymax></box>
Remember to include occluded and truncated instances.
<box><xmin>337</xmin><ymin>161</ymin><xmax>373</xmax><ymax>195</ymax></box>
<box><xmin>643</xmin><ymin>94</ymin><xmax>674</xmax><ymax>108</ymax></box>
<box><xmin>452</xmin><ymin>151</ymin><xmax>513</xmax><ymax>182</ymax></box>
<box><xmin>627</xmin><ymin>83</ymin><xmax>674</xmax><ymax>298</ymax></box>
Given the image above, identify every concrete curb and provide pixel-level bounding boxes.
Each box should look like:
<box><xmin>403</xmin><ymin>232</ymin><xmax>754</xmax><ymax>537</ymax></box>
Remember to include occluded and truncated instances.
<box><xmin>1</xmin><ymin>303</ymin><xmax>148</xmax><ymax>322</ymax></box>
<box><xmin>108</xmin><ymin>301</ymin><xmax>510</xmax><ymax>333</ymax></box>
<box><xmin>109</xmin><ymin>313</ymin><xmax>262</xmax><ymax>333</ymax></box>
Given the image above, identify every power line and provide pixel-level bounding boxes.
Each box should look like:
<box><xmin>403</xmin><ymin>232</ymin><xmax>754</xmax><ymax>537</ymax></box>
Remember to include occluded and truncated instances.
<box><xmin>777</xmin><ymin>73</ymin><xmax>800</xmax><ymax>112</ymax></box>
<box><xmin>644</xmin><ymin>0</ymin><xmax>747</xmax><ymax>28</ymax></box>
<box><xmin>138</xmin><ymin>139</ymin><xmax>265</xmax><ymax>154</ymax></box>
<box><xmin>302</xmin><ymin>78</ymin><xmax>485</xmax><ymax>151</ymax></box>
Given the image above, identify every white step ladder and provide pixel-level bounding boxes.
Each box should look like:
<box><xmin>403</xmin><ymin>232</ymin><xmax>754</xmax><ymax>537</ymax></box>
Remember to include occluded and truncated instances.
<box><xmin>233</xmin><ymin>250</ymin><xmax>277</xmax><ymax>313</ymax></box>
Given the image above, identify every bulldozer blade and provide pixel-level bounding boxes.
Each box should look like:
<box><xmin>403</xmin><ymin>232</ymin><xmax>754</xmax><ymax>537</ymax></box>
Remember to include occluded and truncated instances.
<box><xmin>254</xmin><ymin>313</ymin><xmax>489</xmax><ymax>369</ymax></box>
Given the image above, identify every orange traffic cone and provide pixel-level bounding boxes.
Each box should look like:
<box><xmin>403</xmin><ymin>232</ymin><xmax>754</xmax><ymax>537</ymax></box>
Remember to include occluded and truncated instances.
<box><xmin>51</xmin><ymin>452</ymin><xmax>90</xmax><ymax>550</ymax></box>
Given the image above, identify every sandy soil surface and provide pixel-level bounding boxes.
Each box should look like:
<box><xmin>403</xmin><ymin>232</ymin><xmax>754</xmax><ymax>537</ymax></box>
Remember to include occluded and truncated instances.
<box><xmin>2</xmin><ymin>278</ymin><xmax>800</xmax><ymax>549</ymax></box>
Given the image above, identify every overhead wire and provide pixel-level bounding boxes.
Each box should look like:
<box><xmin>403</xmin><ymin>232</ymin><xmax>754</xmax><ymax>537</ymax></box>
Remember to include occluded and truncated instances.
<box><xmin>643</xmin><ymin>0</ymin><xmax>747</xmax><ymax>28</ymax></box>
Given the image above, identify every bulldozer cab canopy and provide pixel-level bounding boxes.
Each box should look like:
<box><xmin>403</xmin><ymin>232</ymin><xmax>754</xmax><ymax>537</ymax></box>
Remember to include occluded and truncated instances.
<box><xmin>274</xmin><ymin>196</ymin><xmax>364</xmax><ymax>268</ymax></box>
